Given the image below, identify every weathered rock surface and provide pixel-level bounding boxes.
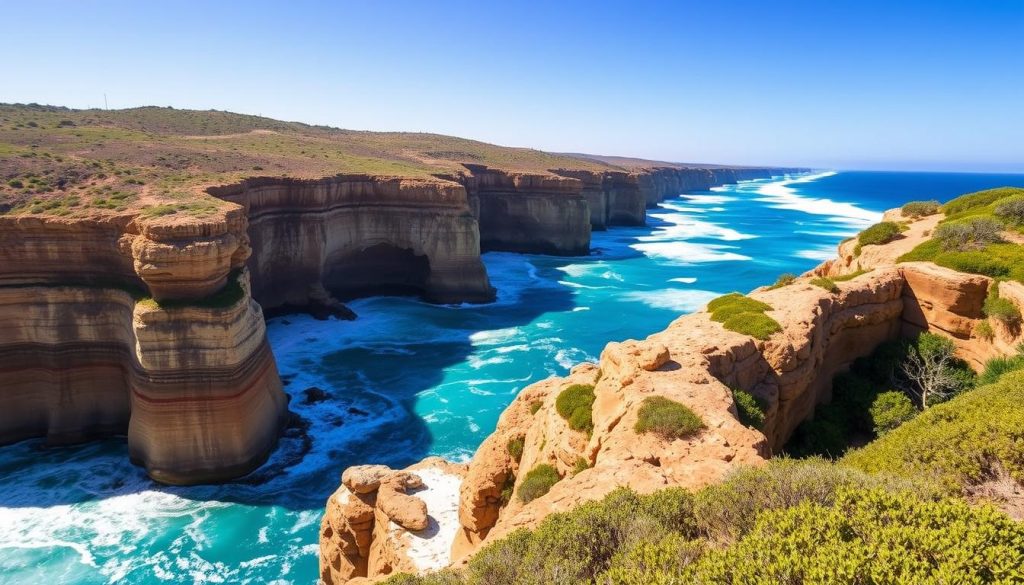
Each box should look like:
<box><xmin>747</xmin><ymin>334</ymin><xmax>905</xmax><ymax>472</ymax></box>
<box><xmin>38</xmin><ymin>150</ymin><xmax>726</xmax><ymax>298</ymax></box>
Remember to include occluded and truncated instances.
<box><xmin>320</xmin><ymin>207</ymin><xmax>1024</xmax><ymax>582</ymax></box>
<box><xmin>320</xmin><ymin>458</ymin><xmax>467</xmax><ymax>585</ymax></box>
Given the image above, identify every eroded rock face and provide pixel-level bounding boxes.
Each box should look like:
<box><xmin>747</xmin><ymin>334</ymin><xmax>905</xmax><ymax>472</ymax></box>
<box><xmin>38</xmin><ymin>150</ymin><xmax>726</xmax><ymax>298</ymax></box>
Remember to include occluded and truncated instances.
<box><xmin>320</xmin><ymin>458</ymin><xmax>467</xmax><ymax>585</ymax></box>
<box><xmin>319</xmin><ymin>208</ymin><xmax>1024</xmax><ymax>581</ymax></box>
<box><xmin>211</xmin><ymin>175</ymin><xmax>495</xmax><ymax>308</ymax></box>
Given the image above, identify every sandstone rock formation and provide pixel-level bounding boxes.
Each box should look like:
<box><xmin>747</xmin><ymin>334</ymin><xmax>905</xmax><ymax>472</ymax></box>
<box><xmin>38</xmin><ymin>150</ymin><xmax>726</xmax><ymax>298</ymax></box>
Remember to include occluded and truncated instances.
<box><xmin>0</xmin><ymin>209</ymin><xmax>286</xmax><ymax>484</ymax></box>
<box><xmin>210</xmin><ymin>175</ymin><xmax>495</xmax><ymax>308</ymax></box>
<box><xmin>320</xmin><ymin>458</ymin><xmax>467</xmax><ymax>585</ymax></box>
<box><xmin>320</xmin><ymin>207</ymin><xmax>1024</xmax><ymax>582</ymax></box>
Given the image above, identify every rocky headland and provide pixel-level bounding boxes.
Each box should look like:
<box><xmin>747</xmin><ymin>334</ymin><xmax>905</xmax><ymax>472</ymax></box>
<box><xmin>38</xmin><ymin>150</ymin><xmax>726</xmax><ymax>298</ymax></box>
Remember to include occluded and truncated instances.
<box><xmin>318</xmin><ymin>204</ymin><xmax>1024</xmax><ymax>583</ymax></box>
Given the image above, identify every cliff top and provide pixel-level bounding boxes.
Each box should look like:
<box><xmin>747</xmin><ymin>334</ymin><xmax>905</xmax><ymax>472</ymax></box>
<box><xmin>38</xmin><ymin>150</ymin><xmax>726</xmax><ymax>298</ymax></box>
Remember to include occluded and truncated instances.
<box><xmin>0</xmin><ymin>104</ymin><xmax>660</xmax><ymax>221</ymax></box>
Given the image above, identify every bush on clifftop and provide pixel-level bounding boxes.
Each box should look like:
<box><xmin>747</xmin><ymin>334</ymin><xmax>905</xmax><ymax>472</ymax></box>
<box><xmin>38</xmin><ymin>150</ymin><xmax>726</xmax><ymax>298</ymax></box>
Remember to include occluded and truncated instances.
<box><xmin>707</xmin><ymin>293</ymin><xmax>781</xmax><ymax>340</ymax></box>
<box><xmin>731</xmin><ymin>389</ymin><xmax>766</xmax><ymax>430</ymax></box>
<box><xmin>635</xmin><ymin>396</ymin><xmax>704</xmax><ymax>440</ymax></box>
<box><xmin>858</xmin><ymin>221</ymin><xmax>901</xmax><ymax>246</ymax></box>
<box><xmin>901</xmin><ymin>199</ymin><xmax>940</xmax><ymax>217</ymax></box>
<box><xmin>516</xmin><ymin>464</ymin><xmax>561</xmax><ymax>504</ymax></box>
<box><xmin>555</xmin><ymin>384</ymin><xmax>596</xmax><ymax>434</ymax></box>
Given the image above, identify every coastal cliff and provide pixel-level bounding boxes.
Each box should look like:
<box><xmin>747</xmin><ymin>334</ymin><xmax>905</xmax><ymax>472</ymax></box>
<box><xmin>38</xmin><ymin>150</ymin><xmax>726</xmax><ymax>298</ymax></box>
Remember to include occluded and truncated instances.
<box><xmin>319</xmin><ymin>206</ymin><xmax>1024</xmax><ymax>583</ymax></box>
<box><xmin>210</xmin><ymin>175</ymin><xmax>494</xmax><ymax>309</ymax></box>
<box><xmin>0</xmin><ymin>209</ymin><xmax>287</xmax><ymax>484</ymax></box>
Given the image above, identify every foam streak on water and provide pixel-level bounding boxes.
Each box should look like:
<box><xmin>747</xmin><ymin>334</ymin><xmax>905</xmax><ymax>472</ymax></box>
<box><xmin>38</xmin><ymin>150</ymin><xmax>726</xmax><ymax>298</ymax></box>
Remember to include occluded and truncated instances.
<box><xmin>7</xmin><ymin>170</ymin><xmax>1022</xmax><ymax>584</ymax></box>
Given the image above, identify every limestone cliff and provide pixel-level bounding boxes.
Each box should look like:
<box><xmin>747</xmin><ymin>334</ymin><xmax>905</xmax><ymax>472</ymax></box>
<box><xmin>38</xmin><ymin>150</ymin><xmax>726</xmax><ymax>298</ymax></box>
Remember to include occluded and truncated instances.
<box><xmin>319</xmin><ymin>208</ymin><xmax>1023</xmax><ymax>582</ymax></box>
<box><xmin>0</xmin><ymin>209</ymin><xmax>286</xmax><ymax>484</ymax></box>
<box><xmin>209</xmin><ymin>175</ymin><xmax>494</xmax><ymax>308</ymax></box>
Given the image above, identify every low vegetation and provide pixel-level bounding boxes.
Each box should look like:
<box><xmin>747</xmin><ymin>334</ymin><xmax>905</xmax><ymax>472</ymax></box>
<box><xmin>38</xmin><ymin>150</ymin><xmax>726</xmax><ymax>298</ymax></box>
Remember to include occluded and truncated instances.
<box><xmin>809</xmin><ymin>276</ymin><xmax>838</xmax><ymax>293</ymax></box>
<box><xmin>516</xmin><ymin>464</ymin><xmax>561</xmax><ymax>504</ymax></box>
<box><xmin>857</xmin><ymin>221</ymin><xmax>901</xmax><ymax>246</ymax></box>
<box><xmin>786</xmin><ymin>333</ymin><xmax>974</xmax><ymax>458</ymax></box>
<box><xmin>900</xmin><ymin>199</ymin><xmax>940</xmax><ymax>217</ymax></box>
<box><xmin>706</xmin><ymin>293</ymin><xmax>781</xmax><ymax>340</ymax></box>
<box><xmin>555</xmin><ymin>384</ymin><xmax>596</xmax><ymax>434</ymax></box>
<box><xmin>506</xmin><ymin>437</ymin><xmax>525</xmax><ymax>463</ymax></box>
<box><xmin>868</xmin><ymin>390</ymin><xmax>917</xmax><ymax>435</ymax></box>
<box><xmin>731</xmin><ymin>389</ymin><xmax>765</xmax><ymax>430</ymax></box>
<box><xmin>634</xmin><ymin>396</ymin><xmax>704</xmax><ymax>440</ymax></box>
<box><xmin>766</xmin><ymin>273</ymin><xmax>795</xmax><ymax>290</ymax></box>
<box><xmin>842</xmin><ymin>369</ymin><xmax>1024</xmax><ymax>492</ymax></box>
<box><xmin>983</xmin><ymin>286</ymin><xmax>1022</xmax><ymax>326</ymax></box>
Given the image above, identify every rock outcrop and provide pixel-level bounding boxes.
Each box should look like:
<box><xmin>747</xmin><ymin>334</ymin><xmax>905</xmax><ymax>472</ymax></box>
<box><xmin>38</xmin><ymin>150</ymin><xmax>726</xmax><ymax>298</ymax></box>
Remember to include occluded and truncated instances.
<box><xmin>0</xmin><ymin>209</ymin><xmax>287</xmax><ymax>484</ymax></box>
<box><xmin>320</xmin><ymin>208</ymin><xmax>1024</xmax><ymax>582</ymax></box>
<box><xmin>210</xmin><ymin>175</ymin><xmax>495</xmax><ymax>309</ymax></box>
<box><xmin>320</xmin><ymin>458</ymin><xmax>467</xmax><ymax>584</ymax></box>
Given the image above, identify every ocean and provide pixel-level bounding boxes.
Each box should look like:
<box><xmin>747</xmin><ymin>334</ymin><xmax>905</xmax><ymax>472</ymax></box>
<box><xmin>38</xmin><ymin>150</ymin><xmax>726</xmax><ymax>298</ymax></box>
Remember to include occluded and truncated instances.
<box><xmin>1</xmin><ymin>170</ymin><xmax>1022</xmax><ymax>584</ymax></box>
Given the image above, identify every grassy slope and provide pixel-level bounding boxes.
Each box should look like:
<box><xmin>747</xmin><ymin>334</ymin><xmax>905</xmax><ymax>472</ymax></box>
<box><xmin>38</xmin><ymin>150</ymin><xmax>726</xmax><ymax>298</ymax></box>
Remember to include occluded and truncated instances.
<box><xmin>0</xmin><ymin>104</ymin><xmax>619</xmax><ymax>219</ymax></box>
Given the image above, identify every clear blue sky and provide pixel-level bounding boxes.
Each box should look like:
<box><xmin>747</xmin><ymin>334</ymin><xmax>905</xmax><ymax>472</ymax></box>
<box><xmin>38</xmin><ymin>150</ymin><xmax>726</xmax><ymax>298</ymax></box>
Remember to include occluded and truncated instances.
<box><xmin>2</xmin><ymin>1</ymin><xmax>1022</xmax><ymax>172</ymax></box>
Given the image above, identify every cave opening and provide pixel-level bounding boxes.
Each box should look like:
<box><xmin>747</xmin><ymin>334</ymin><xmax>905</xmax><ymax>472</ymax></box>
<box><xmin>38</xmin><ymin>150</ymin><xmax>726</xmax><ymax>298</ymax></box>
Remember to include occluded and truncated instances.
<box><xmin>323</xmin><ymin>243</ymin><xmax>431</xmax><ymax>300</ymax></box>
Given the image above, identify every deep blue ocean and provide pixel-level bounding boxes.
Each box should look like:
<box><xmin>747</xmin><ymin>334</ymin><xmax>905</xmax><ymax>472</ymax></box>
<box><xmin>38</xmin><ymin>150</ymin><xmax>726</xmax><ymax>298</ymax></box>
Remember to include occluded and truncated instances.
<box><xmin>1</xmin><ymin>170</ymin><xmax>1022</xmax><ymax>584</ymax></box>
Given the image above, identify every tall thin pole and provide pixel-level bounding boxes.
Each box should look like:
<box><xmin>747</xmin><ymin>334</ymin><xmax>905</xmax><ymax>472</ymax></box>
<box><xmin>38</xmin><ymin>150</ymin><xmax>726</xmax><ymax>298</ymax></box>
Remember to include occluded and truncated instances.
<box><xmin>104</xmin><ymin>94</ymin><xmax>108</xmax><ymax>110</ymax></box>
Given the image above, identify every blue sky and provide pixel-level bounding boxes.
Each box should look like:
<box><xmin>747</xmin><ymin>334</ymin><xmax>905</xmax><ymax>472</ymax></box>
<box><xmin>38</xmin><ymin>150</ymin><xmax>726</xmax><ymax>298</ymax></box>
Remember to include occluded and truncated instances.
<box><xmin>2</xmin><ymin>1</ymin><xmax>1022</xmax><ymax>171</ymax></box>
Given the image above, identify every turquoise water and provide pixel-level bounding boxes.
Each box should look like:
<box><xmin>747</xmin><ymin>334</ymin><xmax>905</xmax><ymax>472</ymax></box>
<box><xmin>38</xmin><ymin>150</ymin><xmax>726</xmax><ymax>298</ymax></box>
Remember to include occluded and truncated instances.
<box><xmin>2</xmin><ymin>170</ymin><xmax>1022</xmax><ymax>584</ymax></box>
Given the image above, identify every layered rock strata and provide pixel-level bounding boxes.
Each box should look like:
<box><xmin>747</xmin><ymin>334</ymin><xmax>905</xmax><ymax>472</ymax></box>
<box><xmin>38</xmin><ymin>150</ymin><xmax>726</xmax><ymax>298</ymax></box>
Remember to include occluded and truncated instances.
<box><xmin>321</xmin><ymin>209</ymin><xmax>1023</xmax><ymax>581</ymax></box>
<box><xmin>0</xmin><ymin>209</ymin><xmax>286</xmax><ymax>484</ymax></box>
<box><xmin>210</xmin><ymin>175</ymin><xmax>495</xmax><ymax>308</ymax></box>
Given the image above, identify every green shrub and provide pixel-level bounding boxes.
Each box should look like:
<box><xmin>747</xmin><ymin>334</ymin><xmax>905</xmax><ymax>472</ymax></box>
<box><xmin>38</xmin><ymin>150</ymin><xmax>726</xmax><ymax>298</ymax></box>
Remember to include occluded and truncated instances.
<box><xmin>994</xmin><ymin>198</ymin><xmax>1024</xmax><ymax>224</ymax></box>
<box><xmin>507</xmin><ymin>436</ymin><xmax>525</xmax><ymax>463</ymax></box>
<box><xmin>942</xmin><ymin>186</ymin><xmax>1024</xmax><ymax>216</ymax></box>
<box><xmin>683</xmin><ymin>488</ymin><xmax>1024</xmax><ymax>583</ymax></box>
<box><xmin>517</xmin><ymin>464</ymin><xmax>561</xmax><ymax>504</ymax></box>
<box><xmin>869</xmin><ymin>391</ymin><xmax>917</xmax><ymax>435</ymax></box>
<box><xmin>6</xmin><ymin>179</ymin><xmax>23</xmax><ymax>188</ymax></box>
<box><xmin>572</xmin><ymin>457</ymin><xmax>590</xmax><ymax>475</ymax></box>
<box><xmin>706</xmin><ymin>293</ymin><xmax>772</xmax><ymax>322</ymax></box>
<box><xmin>983</xmin><ymin>289</ymin><xmax>1021</xmax><ymax>325</ymax></box>
<box><xmin>974</xmin><ymin>319</ymin><xmax>995</xmax><ymax>340</ymax></box>
<box><xmin>555</xmin><ymin>384</ymin><xmax>595</xmax><ymax>434</ymax></box>
<box><xmin>901</xmin><ymin>199</ymin><xmax>940</xmax><ymax>217</ymax></box>
<box><xmin>857</xmin><ymin>221</ymin><xmax>901</xmax><ymax>246</ymax></box>
<box><xmin>766</xmin><ymin>273</ymin><xmax>795</xmax><ymax>290</ymax></box>
<box><xmin>934</xmin><ymin>217</ymin><xmax>1004</xmax><ymax>251</ymax></box>
<box><xmin>978</xmin><ymin>353</ymin><xmax>1024</xmax><ymax>386</ymax></box>
<box><xmin>842</xmin><ymin>369</ymin><xmax>1024</xmax><ymax>492</ymax></box>
<box><xmin>635</xmin><ymin>396</ymin><xmax>704</xmax><ymax>439</ymax></box>
<box><xmin>732</xmin><ymin>389</ymin><xmax>765</xmax><ymax>430</ymax></box>
<box><xmin>721</xmin><ymin>312</ymin><xmax>782</xmax><ymax>340</ymax></box>
<box><xmin>809</xmin><ymin>276</ymin><xmax>838</xmax><ymax>293</ymax></box>
<box><xmin>529</xmin><ymin>400</ymin><xmax>543</xmax><ymax>415</ymax></box>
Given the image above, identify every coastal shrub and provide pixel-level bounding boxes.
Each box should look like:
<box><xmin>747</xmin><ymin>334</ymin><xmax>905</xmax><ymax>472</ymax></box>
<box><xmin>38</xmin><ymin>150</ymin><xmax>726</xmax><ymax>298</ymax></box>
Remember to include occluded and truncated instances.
<box><xmin>6</xmin><ymin>179</ymin><xmax>23</xmax><ymax>188</ymax></box>
<box><xmin>983</xmin><ymin>288</ymin><xmax>1021</xmax><ymax>325</ymax></box>
<box><xmin>934</xmin><ymin>217</ymin><xmax>1004</xmax><ymax>251</ymax></box>
<box><xmin>994</xmin><ymin>198</ymin><xmax>1024</xmax><ymax>224</ymax></box>
<box><xmin>506</xmin><ymin>436</ymin><xmax>525</xmax><ymax>463</ymax></box>
<box><xmin>899</xmin><ymin>238</ymin><xmax>1014</xmax><ymax>279</ymax></box>
<box><xmin>731</xmin><ymin>389</ymin><xmax>765</xmax><ymax>430</ymax></box>
<box><xmin>572</xmin><ymin>457</ymin><xmax>590</xmax><ymax>475</ymax></box>
<box><xmin>974</xmin><ymin>319</ymin><xmax>995</xmax><ymax>341</ymax></box>
<box><xmin>842</xmin><ymin>369</ymin><xmax>1024</xmax><ymax>492</ymax></box>
<box><xmin>901</xmin><ymin>199</ymin><xmax>940</xmax><ymax>217</ymax></box>
<box><xmin>682</xmin><ymin>489</ymin><xmax>1024</xmax><ymax>583</ymax></box>
<box><xmin>857</xmin><ymin>221</ymin><xmax>901</xmax><ymax>246</ymax></box>
<box><xmin>978</xmin><ymin>352</ymin><xmax>1024</xmax><ymax>386</ymax></box>
<box><xmin>516</xmin><ymin>464</ymin><xmax>561</xmax><ymax>503</ymax></box>
<box><xmin>529</xmin><ymin>400</ymin><xmax>543</xmax><ymax>415</ymax></box>
<box><xmin>942</xmin><ymin>186</ymin><xmax>1024</xmax><ymax>217</ymax></box>
<box><xmin>706</xmin><ymin>293</ymin><xmax>771</xmax><ymax>321</ymax></box>
<box><xmin>721</xmin><ymin>312</ymin><xmax>782</xmax><ymax>340</ymax></box>
<box><xmin>555</xmin><ymin>384</ymin><xmax>595</xmax><ymax>434</ymax></box>
<box><xmin>635</xmin><ymin>397</ymin><xmax>704</xmax><ymax>439</ymax></box>
<box><xmin>869</xmin><ymin>391</ymin><xmax>917</xmax><ymax>435</ymax></box>
<box><xmin>809</xmin><ymin>276</ymin><xmax>838</xmax><ymax>293</ymax></box>
<box><xmin>767</xmin><ymin>273</ymin><xmax>795</xmax><ymax>290</ymax></box>
<box><xmin>499</xmin><ymin>473</ymin><xmax>516</xmax><ymax>505</ymax></box>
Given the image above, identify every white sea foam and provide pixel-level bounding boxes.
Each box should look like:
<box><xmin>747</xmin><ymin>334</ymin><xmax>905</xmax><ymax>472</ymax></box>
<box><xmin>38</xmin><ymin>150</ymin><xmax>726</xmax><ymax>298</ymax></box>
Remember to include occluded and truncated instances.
<box><xmin>631</xmin><ymin>241</ymin><xmax>752</xmax><ymax>263</ymax></box>
<box><xmin>682</xmin><ymin>194</ymin><xmax>735</xmax><ymax>205</ymax></box>
<box><xmin>669</xmin><ymin>277</ymin><xmax>698</xmax><ymax>284</ymax></box>
<box><xmin>795</xmin><ymin>247</ymin><xmax>839</xmax><ymax>261</ymax></box>
<box><xmin>623</xmin><ymin>289</ymin><xmax>720</xmax><ymax>312</ymax></box>
<box><xmin>754</xmin><ymin>171</ymin><xmax>881</xmax><ymax>226</ymax></box>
